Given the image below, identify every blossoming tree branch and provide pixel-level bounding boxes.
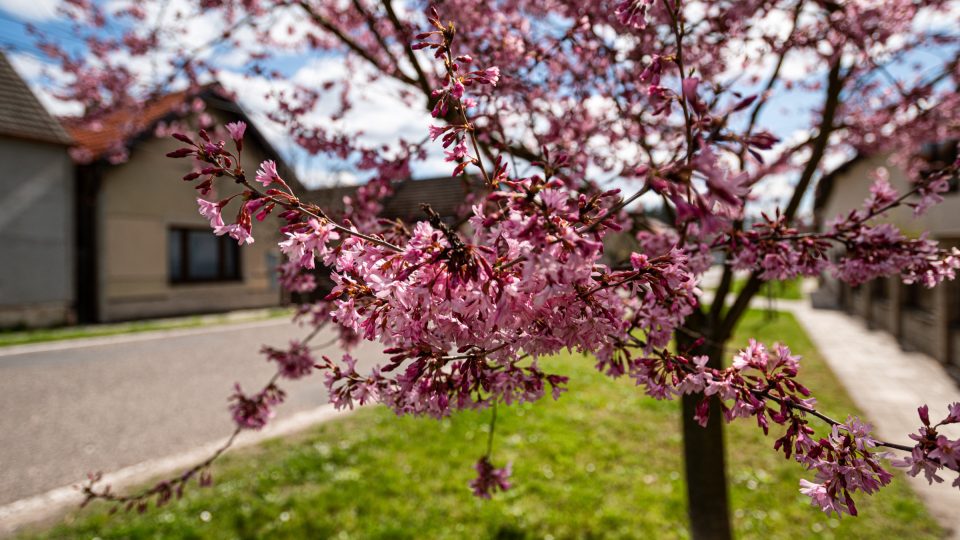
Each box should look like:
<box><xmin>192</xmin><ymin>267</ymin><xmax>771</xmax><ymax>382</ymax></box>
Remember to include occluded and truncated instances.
<box><xmin>30</xmin><ymin>0</ymin><xmax>960</xmax><ymax>537</ymax></box>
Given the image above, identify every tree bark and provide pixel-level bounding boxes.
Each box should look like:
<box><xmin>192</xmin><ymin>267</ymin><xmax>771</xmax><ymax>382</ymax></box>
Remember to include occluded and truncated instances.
<box><xmin>679</xmin><ymin>321</ymin><xmax>732</xmax><ymax>540</ymax></box>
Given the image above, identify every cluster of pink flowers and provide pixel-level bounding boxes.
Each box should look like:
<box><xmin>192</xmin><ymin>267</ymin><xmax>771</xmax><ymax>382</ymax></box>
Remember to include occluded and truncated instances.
<box><xmin>276</xmin><ymin>259</ymin><xmax>317</xmax><ymax>294</ymax></box>
<box><xmin>636</xmin><ymin>230</ymin><xmax>713</xmax><ymax>277</ymax></box>
<box><xmin>162</xmin><ymin>84</ymin><xmax>960</xmax><ymax>518</ymax></box>
<box><xmin>322</xmin><ymin>350</ymin><xmax>568</xmax><ymax>419</ymax></box>
<box><xmin>726</xmin><ymin>215</ymin><xmax>828</xmax><ymax>281</ymax></box>
<box><xmin>414</xmin><ymin>9</ymin><xmax>501</xmax><ymax>178</ymax></box>
<box><xmin>797</xmin><ymin>417</ymin><xmax>892</xmax><ymax>516</ymax></box>
<box><xmin>278</xmin><ymin>219</ymin><xmax>339</xmax><ymax>270</ymax></box>
<box><xmin>893</xmin><ymin>404</ymin><xmax>960</xmax><ymax>490</ymax></box>
<box><xmin>912</xmin><ymin>168</ymin><xmax>953</xmax><ymax>217</ymax></box>
<box><xmin>614</xmin><ymin>0</ymin><xmax>655</xmax><ymax>30</ymax></box>
<box><xmin>228</xmin><ymin>383</ymin><xmax>285</xmax><ymax>431</ymax></box>
<box><xmin>414</xmin><ymin>8</ymin><xmax>500</xmax><ymax>119</ymax></box>
<box><xmin>616</xmin><ymin>338</ymin><xmax>906</xmax><ymax>515</ymax></box>
<box><xmin>319</xmin><ymin>354</ymin><xmax>382</xmax><ymax>411</ymax></box>
<box><xmin>831</xmin><ymin>226</ymin><xmax>960</xmax><ymax>287</ymax></box>
<box><xmin>169</xmin><ymin>129</ymin><xmax>273</xmax><ymax>246</ymax></box>
<box><xmin>261</xmin><ymin>341</ymin><xmax>315</xmax><ymax>380</ymax></box>
<box><xmin>725</xmin><ymin>165</ymin><xmax>960</xmax><ymax>287</ymax></box>
<box><xmin>818</xmin><ymin>167</ymin><xmax>960</xmax><ymax>286</ymax></box>
<box><xmin>308</xmin><ymin>172</ymin><xmax>649</xmax><ymax>417</ymax></box>
<box><xmin>470</xmin><ymin>457</ymin><xmax>512</xmax><ymax>499</ymax></box>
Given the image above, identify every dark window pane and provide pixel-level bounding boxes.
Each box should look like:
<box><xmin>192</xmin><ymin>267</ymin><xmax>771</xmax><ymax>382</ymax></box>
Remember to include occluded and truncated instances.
<box><xmin>187</xmin><ymin>230</ymin><xmax>219</xmax><ymax>280</ymax></box>
<box><xmin>168</xmin><ymin>230</ymin><xmax>182</xmax><ymax>282</ymax></box>
<box><xmin>224</xmin><ymin>240</ymin><xmax>239</xmax><ymax>279</ymax></box>
<box><xmin>871</xmin><ymin>278</ymin><xmax>887</xmax><ymax>300</ymax></box>
<box><xmin>169</xmin><ymin>227</ymin><xmax>241</xmax><ymax>283</ymax></box>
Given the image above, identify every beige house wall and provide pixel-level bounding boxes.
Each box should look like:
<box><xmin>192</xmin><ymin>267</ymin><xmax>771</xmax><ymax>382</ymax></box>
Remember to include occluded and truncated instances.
<box><xmin>96</xmin><ymin>127</ymin><xmax>283</xmax><ymax>322</ymax></box>
<box><xmin>819</xmin><ymin>153</ymin><xmax>960</xmax><ymax>238</ymax></box>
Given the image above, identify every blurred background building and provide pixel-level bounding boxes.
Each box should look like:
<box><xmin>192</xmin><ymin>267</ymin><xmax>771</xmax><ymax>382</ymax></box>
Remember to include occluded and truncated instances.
<box><xmin>62</xmin><ymin>85</ymin><xmax>296</xmax><ymax>323</ymax></box>
<box><xmin>0</xmin><ymin>52</ymin><xmax>296</xmax><ymax>327</ymax></box>
<box><xmin>813</xmin><ymin>144</ymin><xmax>960</xmax><ymax>379</ymax></box>
<box><xmin>0</xmin><ymin>52</ymin><xmax>74</xmax><ymax>328</ymax></box>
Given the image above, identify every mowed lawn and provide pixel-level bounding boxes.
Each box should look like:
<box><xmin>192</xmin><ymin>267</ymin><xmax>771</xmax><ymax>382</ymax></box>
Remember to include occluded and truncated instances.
<box><xmin>728</xmin><ymin>277</ymin><xmax>806</xmax><ymax>301</ymax></box>
<box><xmin>24</xmin><ymin>310</ymin><xmax>941</xmax><ymax>539</ymax></box>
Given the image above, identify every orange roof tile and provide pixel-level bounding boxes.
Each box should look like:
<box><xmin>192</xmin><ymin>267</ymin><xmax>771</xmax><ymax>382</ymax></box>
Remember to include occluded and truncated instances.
<box><xmin>61</xmin><ymin>89</ymin><xmax>198</xmax><ymax>162</ymax></box>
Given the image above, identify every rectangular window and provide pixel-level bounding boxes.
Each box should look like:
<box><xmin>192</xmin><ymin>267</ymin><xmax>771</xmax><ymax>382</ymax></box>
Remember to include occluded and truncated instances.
<box><xmin>870</xmin><ymin>278</ymin><xmax>888</xmax><ymax>300</ymax></box>
<box><xmin>905</xmin><ymin>282</ymin><xmax>934</xmax><ymax>313</ymax></box>
<box><xmin>168</xmin><ymin>227</ymin><xmax>241</xmax><ymax>283</ymax></box>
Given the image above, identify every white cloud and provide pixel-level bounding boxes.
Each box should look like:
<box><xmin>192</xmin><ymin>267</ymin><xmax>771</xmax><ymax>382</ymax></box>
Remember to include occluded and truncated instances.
<box><xmin>0</xmin><ymin>0</ymin><xmax>60</xmax><ymax>21</ymax></box>
<box><xmin>7</xmin><ymin>52</ymin><xmax>83</xmax><ymax>116</ymax></box>
<box><xmin>912</xmin><ymin>1</ymin><xmax>960</xmax><ymax>33</ymax></box>
<box><xmin>216</xmin><ymin>55</ymin><xmax>444</xmax><ymax>187</ymax></box>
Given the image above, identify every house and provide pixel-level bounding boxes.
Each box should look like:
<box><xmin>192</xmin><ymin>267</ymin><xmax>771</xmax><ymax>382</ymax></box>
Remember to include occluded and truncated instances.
<box><xmin>0</xmin><ymin>53</ymin><xmax>75</xmax><ymax>328</ymax></box>
<box><xmin>813</xmin><ymin>145</ymin><xmax>960</xmax><ymax>377</ymax></box>
<box><xmin>304</xmin><ymin>175</ymin><xmax>482</xmax><ymax>223</ymax></box>
<box><xmin>61</xmin><ymin>85</ymin><xmax>298</xmax><ymax>323</ymax></box>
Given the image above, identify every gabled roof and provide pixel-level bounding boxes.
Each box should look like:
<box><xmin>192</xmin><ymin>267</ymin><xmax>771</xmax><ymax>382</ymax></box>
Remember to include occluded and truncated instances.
<box><xmin>382</xmin><ymin>175</ymin><xmax>482</xmax><ymax>219</ymax></box>
<box><xmin>305</xmin><ymin>175</ymin><xmax>482</xmax><ymax>220</ymax></box>
<box><xmin>306</xmin><ymin>184</ymin><xmax>358</xmax><ymax>213</ymax></box>
<box><xmin>61</xmin><ymin>89</ymin><xmax>194</xmax><ymax>161</ymax></box>
<box><xmin>59</xmin><ymin>84</ymin><xmax>300</xmax><ymax>187</ymax></box>
<box><xmin>815</xmin><ymin>141</ymin><xmax>959</xmax><ymax>214</ymax></box>
<box><xmin>0</xmin><ymin>52</ymin><xmax>72</xmax><ymax>145</ymax></box>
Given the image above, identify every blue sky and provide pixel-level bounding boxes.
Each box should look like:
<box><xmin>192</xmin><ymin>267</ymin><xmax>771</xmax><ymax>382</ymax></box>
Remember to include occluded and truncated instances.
<box><xmin>0</xmin><ymin>0</ymin><xmax>447</xmax><ymax>186</ymax></box>
<box><xmin>1</xmin><ymin>0</ymin><xmax>956</xmax><ymax>214</ymax></box>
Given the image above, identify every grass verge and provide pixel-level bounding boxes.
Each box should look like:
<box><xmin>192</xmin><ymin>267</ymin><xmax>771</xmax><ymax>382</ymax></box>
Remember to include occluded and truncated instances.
<box><xmin>22</xmin><ymin>310</ymin><xmax>941</xmax><ymax>539</ymax></box>
<box><xmin>728</xmin><ymin>277</ymin><xmax>806</xmax><ymax>301</ymax></box>
<box><xmin>0</xmin><ymin>308</ymin><xmax>292</xmax><ymax>348</ymax></box>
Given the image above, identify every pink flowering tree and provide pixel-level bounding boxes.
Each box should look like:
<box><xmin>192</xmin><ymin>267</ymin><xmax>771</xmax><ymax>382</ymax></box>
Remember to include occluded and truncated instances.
<box><xmin>22</xmin><ymin>1</ymin><xmax>960</xmax><ymax>538</ymax></box>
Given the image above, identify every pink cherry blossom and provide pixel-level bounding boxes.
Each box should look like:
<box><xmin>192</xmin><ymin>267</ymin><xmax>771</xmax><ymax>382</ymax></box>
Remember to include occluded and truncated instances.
<box><xmin>262</xmin><ymin>341</ymin><xmax>315</xmax><ymax>380</ymax></box>
<box><xmin>225</xmin><ymin>121</ymin><xmax>246</xmax><ymax>144</ymax></box>
<box><xmin>278</xmin><ymin>218</ymin><xmax>340</xmax><ymax>270</ymax></box>
<box><xmin>615</xmin><ymin>0</ymin><xmax>654</xmax><ymax>29</ymax></box>
<box><xmin>255</xmin><ymin>160</ymin><xmax>280</xmax><ymax>187</ymax></box>
<box><xmin>469</xmin><ymin>457</ymin><xmax>512</xmax><ymax>498</ymax></box>
<box><xmin>215</xmin><ymin>223</ymin><xmax>254</xmax><ymax>245</ymax></box>
<box><xmin>197</xmin><ymin>198</ymin><xmax>224</xmax><ymax>230</ymax></box>
<box><xmin>229</xmin><ymin>383</ymin><xmax>284</xmax><ymax>430</ymax></box>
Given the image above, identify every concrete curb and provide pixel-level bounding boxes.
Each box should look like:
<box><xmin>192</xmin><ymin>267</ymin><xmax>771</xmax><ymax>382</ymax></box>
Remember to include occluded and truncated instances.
<box><xmin>0</xmin><ymin>404</ymin><xmax>352</xmax><ymax>537</ymax></box>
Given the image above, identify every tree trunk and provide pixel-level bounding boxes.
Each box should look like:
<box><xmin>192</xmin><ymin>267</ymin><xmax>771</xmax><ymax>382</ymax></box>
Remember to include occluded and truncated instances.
<box><xmin>679</xmin><ymin>325</ymin><xmax>732</xmax><ymax>540</ymax></box>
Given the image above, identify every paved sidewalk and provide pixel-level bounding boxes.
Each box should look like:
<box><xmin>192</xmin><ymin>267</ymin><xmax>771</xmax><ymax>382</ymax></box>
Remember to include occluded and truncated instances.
<box><xmin>782</xmin><ymin>301</ymin><xmax>960</xmax><ymax>538</ymax></box>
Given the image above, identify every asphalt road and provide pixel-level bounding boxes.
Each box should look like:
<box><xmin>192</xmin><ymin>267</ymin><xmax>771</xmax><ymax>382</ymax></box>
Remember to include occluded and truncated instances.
<box><xmin>0</xmin><ymin>319</ymin><xmax>384</xmax><ymax>506</ymax></box>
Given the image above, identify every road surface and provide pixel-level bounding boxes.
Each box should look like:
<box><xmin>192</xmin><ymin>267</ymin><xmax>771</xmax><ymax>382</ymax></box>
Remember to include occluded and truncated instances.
<box><xmin>0</xmin><ymin>318</ymin><xmax>383</xmax><ymax>507</ymax></box>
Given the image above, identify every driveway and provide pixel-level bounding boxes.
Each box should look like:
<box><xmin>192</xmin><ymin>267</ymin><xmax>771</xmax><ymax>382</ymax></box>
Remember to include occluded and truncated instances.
<box><xmin>0</xmin><ymin>318</ymin><xmax>383</xmax><ymax>508</ymax></box>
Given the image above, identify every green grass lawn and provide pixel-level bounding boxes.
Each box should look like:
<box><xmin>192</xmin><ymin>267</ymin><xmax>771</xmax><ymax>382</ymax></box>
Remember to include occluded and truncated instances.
<box><xmin>0</xmin><ymin>308</ymin><xmax>292</xmax><ymax>348</ymax></box>
<box><xmin>728</xmin><ymin>277</ymin><xmax>806</xmax><ymax>301</ymax></box>
<box><xmin>23</xmin><ymin>310</ymin><xmax>941</xmax><ymax>539</ymax></box>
